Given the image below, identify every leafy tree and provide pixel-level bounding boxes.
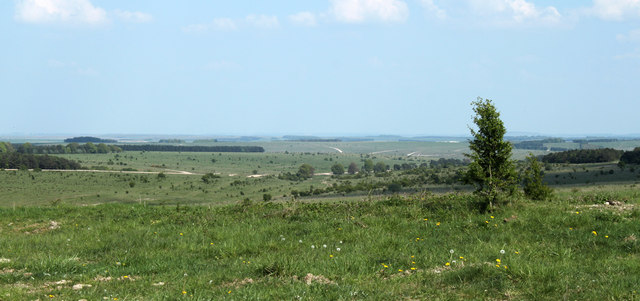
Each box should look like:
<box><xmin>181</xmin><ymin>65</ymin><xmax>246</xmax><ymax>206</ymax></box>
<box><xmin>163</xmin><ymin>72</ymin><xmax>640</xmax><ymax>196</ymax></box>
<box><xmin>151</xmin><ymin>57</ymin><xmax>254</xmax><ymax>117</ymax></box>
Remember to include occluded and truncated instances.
<box><xmin>331</xmin><ymin>163</ymin><xmax>345</xmax><ymax>175</ymax></box>
<box><xmin>463</xmin><ymin>97</ymin><xmax>518</xmax><ymax>208</ymax></box>
<box><xmin>522</xmin><ymin>154</ymin><xmax>553</xmax><ymax>200</ymax></box>
<box><xmin>297</xmin><ymin>164</ymin><xmax>315</xmax><ymax>179</ymax></box>
<box><xmin>373</xmin><ymin>162</ymin><xmax>388</xmax><ymax>173</ymax></box>
<box><xmin>263</xmin><ymin>193</ymin><xmax>272</xmax><ymax>202</ymax></box>
<box><xmin>363</xmin><ymin>159</ymin><xmax>374</xmax><ymax>173</ymax></box>
<box><xmin>348</xmin><ymin>162</ymin><xmax>359</xmax><ymax>175</ymax></box>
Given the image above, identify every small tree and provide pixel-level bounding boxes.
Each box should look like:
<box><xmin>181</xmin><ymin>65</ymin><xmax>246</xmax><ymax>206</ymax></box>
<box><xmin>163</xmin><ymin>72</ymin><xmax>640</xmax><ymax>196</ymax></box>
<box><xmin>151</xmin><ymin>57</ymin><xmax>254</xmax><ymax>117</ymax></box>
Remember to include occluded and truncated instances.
<box><xmin>363</xmin><ymin>159</ymin><xmax>374</xmax><ymax>173</ymax></box>
<box><xmin>262</xmin><ymin>193</ymin><xmax>272</xmax><ymax>202</ymax></box>
<box><xmin>463</xmin><ymin>97</ymin><xmax>518</xmax><ymax>209</ymax></box>
<box><xmin>373</xmin><ymin>162</ymin><xmax>388</xmax><ymax>173</ymax></box>
<box><xmin>522</xmin><ymin>154</ymin><xmax>553</xmax><ymax>200</ymax></box>
<box><xmin>348</xmin><ymin>162</ymin><xmax>359</xmax><ymax>174</ymax></box>
<box><xmin>331</xmin><ymin>163</ymin><xmax>345</xmax><ymax>175</ymax></box>
<box><xmin>297</xmin><ymin>164</ymin><xmax>315</xmax><ymax>179</ymax></box>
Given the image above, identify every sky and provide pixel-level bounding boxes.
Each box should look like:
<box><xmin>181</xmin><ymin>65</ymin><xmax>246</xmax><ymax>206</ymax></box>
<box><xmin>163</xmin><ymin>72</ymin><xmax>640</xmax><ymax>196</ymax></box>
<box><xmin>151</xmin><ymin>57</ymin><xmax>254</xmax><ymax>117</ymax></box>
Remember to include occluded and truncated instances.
<box><xmin>1</xmin><ymin>0</ymin><xmax>639</xmax><ymax>137</ymax></box>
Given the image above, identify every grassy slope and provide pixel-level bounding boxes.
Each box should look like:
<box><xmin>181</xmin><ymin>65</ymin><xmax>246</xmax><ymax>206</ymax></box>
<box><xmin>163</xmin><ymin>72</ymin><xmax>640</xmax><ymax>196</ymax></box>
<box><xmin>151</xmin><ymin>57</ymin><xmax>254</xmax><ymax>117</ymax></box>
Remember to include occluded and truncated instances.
<box><xmin>1</xmin><ymin>190</ymin><xmax>639</xmax><ymax>300</ymax></box>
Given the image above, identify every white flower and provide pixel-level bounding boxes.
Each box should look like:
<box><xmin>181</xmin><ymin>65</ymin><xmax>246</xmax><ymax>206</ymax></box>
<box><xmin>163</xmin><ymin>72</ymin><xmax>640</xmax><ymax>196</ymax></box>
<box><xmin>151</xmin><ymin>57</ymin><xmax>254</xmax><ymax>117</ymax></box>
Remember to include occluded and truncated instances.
<box><xmin>298</xmin><ymin>240</ymin><xmax>303</xmax><ymax>243</ymax></box>
<box><xmin>323</xmin><ymin>244</ymin><xmax>327</xmax><ymax>248</ymax></box>
<box><xmin>449</xmin><ymin>249</ymin><xmax>454</xmax><ymax>254</ymax></box>
<box><xmin>500</xmin><ymin>249</ymin><xmax>505</xmax><ymax>254</ymax></box>
<box><xmin>311</xmin><ymin>245</ymin><xmax>315</xmax><ymax>249</ymax></box>
<box><xmin>452</xmin><ymin>260</ymin><xmax>456</xmax><ymax>263</ymax></box>
<box><xmin>336</xmin><ymin>248</ymin><xmax>341</xmax><ymax>251</ymax></box>
<box><xmin>281</xmin><ymin>237</ymin><xmax>285</xmax><ymax>241</ymax></box>
<box><xmin>339</xmin><ymin>241</ymin><xmax>343</xmax><ymax>244</ymax></box>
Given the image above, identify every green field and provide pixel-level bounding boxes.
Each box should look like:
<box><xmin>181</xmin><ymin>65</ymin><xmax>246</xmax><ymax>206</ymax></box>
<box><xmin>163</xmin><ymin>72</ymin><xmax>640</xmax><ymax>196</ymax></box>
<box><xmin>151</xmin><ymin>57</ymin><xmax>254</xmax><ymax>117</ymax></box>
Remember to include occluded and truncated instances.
<box><xmin>1</xmin><ymin>141</ymin><xmax>640</xmax><ymax>299</ymax></box>
<box><xmin>1</xmin><ymin>189</ymin><xmax>639</xmax><ymax>300</ymax></box>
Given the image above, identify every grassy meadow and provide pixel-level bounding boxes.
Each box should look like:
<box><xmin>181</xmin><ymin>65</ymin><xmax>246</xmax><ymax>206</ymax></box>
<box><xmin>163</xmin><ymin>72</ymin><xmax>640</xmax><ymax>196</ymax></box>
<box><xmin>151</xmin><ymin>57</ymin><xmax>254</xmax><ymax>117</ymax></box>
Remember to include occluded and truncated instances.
<box><xmin>1</xmin><ymin>141</ymin><xmax>640</xmax><ymax>299</ymax></box>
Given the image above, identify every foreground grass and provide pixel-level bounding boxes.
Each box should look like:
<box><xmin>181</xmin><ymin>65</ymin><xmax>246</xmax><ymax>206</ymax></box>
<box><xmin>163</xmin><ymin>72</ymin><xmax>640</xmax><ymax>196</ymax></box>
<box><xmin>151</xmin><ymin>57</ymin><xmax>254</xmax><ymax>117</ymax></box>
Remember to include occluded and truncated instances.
<box><xmin>1</xmin><ymin>191</ymin><xmax>639</xmax><ymax>300</ymax></box>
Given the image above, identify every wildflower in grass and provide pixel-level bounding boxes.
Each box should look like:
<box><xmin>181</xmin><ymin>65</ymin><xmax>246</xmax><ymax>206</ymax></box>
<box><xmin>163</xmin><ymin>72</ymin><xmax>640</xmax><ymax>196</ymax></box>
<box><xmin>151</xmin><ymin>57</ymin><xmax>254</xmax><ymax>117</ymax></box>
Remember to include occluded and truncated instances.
<box><xmin>411</xmin><ymin>255</ymin><xmax>414</xmax><ymax>258</ymax></box>
<box><xmin>424</xmin><ymin>218</ymin><xmax>428</xmax><ymax>221</ymax></box>
<box><xmin>330</xmin><ymin>254</ymin><xmax>334</xmax><ymax>258</ymax></box>
<box><xmin>49</xmin><ymin>295</ymin><xmax>54</xmax><ymax>298</ymax></box>
<box><xmin>412</xmin><ymin>261</ymin><xmax>415</xmax><ymax>264</ymax></box>
<box><xmin>490</xmin><ymin>216</ymin><xmax>494</xmax><ymax>219</ymax></box>
<box><xmin>496</xmin><ymin>259</ymin><xmax>501</xmax><ymax>263</ymax></box>
<box><xmin>338</xmin><ymin>228</ymin><xmax>342</xmax><ymax>231</ymax></box>
<box><xmin>411</xmin><ymin>267</ymin><xmax>416</xmax><ymax>270</ymax></box>
<box><xmin>576</xmin><ymin>211</ymin><xmax>579</xmax><ymax>214</ymax></box>
<box><xmin>323</xmin><ymin>244</ymin><xmax>327</xmax><ymax>248</ymax></box>
<box><xmin>450</xmin><ymin>249</ymin><xmax>454</xmax><ymax>254</ymax></box>
<box><xmin>182</xmin><ymin>291</ymin><xmax>187</xmax><ymax>295</ymax></box>
<box><xmin>459</xmin><ymin>256</ymin><xmax>464</xmax><ymax>259</ymax></box>
<box><xmin>514</xmin><ymin>251</ymin><xmax>519</xmax><ymax>254</ymax></box>
<box><xmin>299</xmin><ymin>240</ymin><xmax>302</xmax><ymax>243</ymax></box>
<box><xmin>180</xmin><ymin>233</ymin><xmax>183</xmax><ymax>236</ymax></box>
<box><xmin>339</xmin><ymin>241</ymin><xmax>343</xmax><ymax>244</ymax></box>
<box><xmin>436</xmin><ymin>222</ymin><xmax>441</xmax><ymax>226</ymax></box>
<box><xmin>281</xmin><ymin>237</ymin><xmax>285</xmax><ymax>241</ymax></box>
<box><xmin>228</xmin><ymin>290</ymin><xmax>232</xmax><ymax>294</ymax></box>
<box><xmin>383</xmin><ymin>264</ymin><xmax>388</xmax><ymax>268</ymax></box>
<box><xmin>504</xmin><ymin>266</ymin><xmax>508</xmax><ymax>269</ymax></box>
<box><xmin>592</xmin><ymin>231</ymin><xmax>597</xmax><ymax>236</ymax></box>
<box><xmin>123</xmin><ymin>275</ymin><xmax>128</xmax><ymax>279</ymax></box>
<box><xmin>210</xmin><ymin>242</ymin><xmax>214</xmax><ymax>245</ymax></box>
<box><xmin>445</xmin><ymin>262</ymin><xmax>450</xmax><ymax>266</ymax></box>
<box><xmin>605</xmin><ymin>235</ymin><xmax>609</xmax><ymax>238</ymax></box>
<box><xmin>336</xmin><ymin>248</ymin><xmax>341</xmax><ymax>251</ymax></box>
<box><xmin>485</xmin><ymin>221</ymin><xmax>489</xmax><ymax>224</ymax></box>
<box><xmin>311</xmin><ymin>245</ymin><xmax>315</xmax><ymax>249</ymax></box>
<box><xmin>452</xmin><ymin>260</ymin><xmax>456</xmax><ymax>264</ymax></box>
<box><xmin>398</xmin><ymin>269</ymin><xmax>403</xmax><ymax>272</ymax></box>
<box><xmin>500</xmin><ymin>249</ymin><xmax>505</xmax><ymax>254</ymax></box>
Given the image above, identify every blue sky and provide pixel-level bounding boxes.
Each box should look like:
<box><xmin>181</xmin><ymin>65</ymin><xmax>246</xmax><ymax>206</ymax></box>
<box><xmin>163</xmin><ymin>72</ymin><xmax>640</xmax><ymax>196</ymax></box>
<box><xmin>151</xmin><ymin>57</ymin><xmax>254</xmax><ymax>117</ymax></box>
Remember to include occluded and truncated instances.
<box><xmin>1</xmin><ymin>0</ymin><xmax>639</xmax><ymax>136</ymax></box>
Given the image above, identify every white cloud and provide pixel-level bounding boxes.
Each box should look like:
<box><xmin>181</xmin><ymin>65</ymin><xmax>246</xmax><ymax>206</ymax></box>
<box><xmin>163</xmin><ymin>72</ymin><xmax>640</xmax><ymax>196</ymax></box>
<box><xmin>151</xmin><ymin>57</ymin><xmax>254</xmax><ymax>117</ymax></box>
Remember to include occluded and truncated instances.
<box><xmin>289</xmin><ymin>11</ymin><xmax>317</xmax><ymax>26</ymax></box>
<box><xmin>420</xmin><ymin>0</ymin><xmax>446</xmax><ymax>20</ymax></box>
<box><xmin>617</xmin><ymin>28</ymin><xmax>640</xmax><ymax>42</ymax></box>
<box><xmin>587</xmin><ymin>0</ymin><xmax>640</xmax><ymax>21</ymax></box>
<box><xmin>114</xmin><ymin>10</ymin><xmax>152</xmax><ymax>23</ymax></box>
<box><xmin>468</xmin><ymin>0</ymin><xmax>561</xmax><ymax>25</ymax></box>
<box><xmin>330</xmin><ymin>0</ymin><xmax>409</xmax><ymax>23</ymax></box>
<box><xmin>245</xmin><ymin>14</ymin><xmax>279</xmax><ymax>29</ymax></box>
<box><xmin>15</xmin><ymin>0</ymin><xmax>108</xmax><ymax>24</ymax></box>
<box><xmin>182</xmin><ymin>18</ymin><xmax>237</xmax><ymax>33</ymax></box>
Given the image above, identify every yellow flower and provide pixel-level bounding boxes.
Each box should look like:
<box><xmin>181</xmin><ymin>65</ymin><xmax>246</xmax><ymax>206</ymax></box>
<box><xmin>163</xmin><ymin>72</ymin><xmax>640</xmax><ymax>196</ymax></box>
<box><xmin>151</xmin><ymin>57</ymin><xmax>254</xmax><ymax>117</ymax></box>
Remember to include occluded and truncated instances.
<box><xmin>123</xmin><ymin>275</ymin><xmax>128</xmax><ymax>279</ymax></box>
<box><xmin>436</xmin><ymin>222</ymin><xmax>441</xmax><ymax>226</ymax></box>
<box><xmin>592</xmin><ymin>231</ymin><xmax>597</xmax><ymax>236</ymax></box>
<box><xmin>182</xmin><ymin>291</ymin><xmax>187</xmax><ymax>295</ymax></box>
<box><xmin>383</xmin><ymin>264</ymin><xmax>388</xmax><ymax>268</ymax></box>
<box><xmin>180</xmin><ymin>233</ymin><xmax>183</xmax><ymax>236</ymax></box>
<box><xmin>495</xmin><ymin>264</ymin><xmax>500</xmax><ymax>267</ymax></box>
<box><xmin>424</xmin><ymin>218</ymin><xmax>428</xmax><ymax>221</ymax></box>
<box><xmin>411</xmin><ymin>255</ymin><xmax>415</xmax><ymax>258</ymax></box>
<box><xmin>496</xmin><ymin>259</ymin><xmax>501</xmax><ymax>263</ymax></box>
<box><xmin>490</xmin><ymin>216</ymin><xmax>494</xmax><ymax>219</ymax></box>
<box><xmin>49</xmin><ymin>295</ymin><xmax>54</xmax><ymax>298</ymax></box>
<box><xmin>398</xmin><ymin>269</ymin><xmax>403</xmax><ymax>272</ymax></box>
<box><xmin>485</xmin><ymin>221</ymin><xmax>489</xmax><ymax>224</ymax></box>
<box><xmin>605</xmin><ymin>235</ymin><xmax>609</xmax><ymax>238</ymax></box>
<box><xmin>576</xmin><ymin>211</ymin><xmax>579</xmax><ymax>214</ymax></box>
<box><xmin>459</xmin><ymin>256</ymin><xmax>464</xmax><ymax>259</ymax></box>
<box><xmin>411</xmin><ymin>267</ymin><xmax>416</xmax><ymax>270</ymax></box>
<box><xmin>329</xmin><ymin>254</ymin><xmax>334</xmax><ymax>258</ymax></box>
<box><xmin>228</xmin><ymin>290</ymin><xmax>232</xmax><ymax>294</ymax></box>
<box><xmin>445</xmin><ymin>262</ymin><xmax>450</xmax><ymax>266</ymax></box>
<box><xmin>504</xmin><ymin>266</ymin><xmax>508</xmax><ymax>269</ymax></box>
<box><xmin>515</xmin><ymin>251</ymin><xmax>519</xmax><ymax>254</ymax></box>
<box><xmin>412</xmin><ymin>261</ymin><xmax>415</xmax><ymax>264</ymax></box>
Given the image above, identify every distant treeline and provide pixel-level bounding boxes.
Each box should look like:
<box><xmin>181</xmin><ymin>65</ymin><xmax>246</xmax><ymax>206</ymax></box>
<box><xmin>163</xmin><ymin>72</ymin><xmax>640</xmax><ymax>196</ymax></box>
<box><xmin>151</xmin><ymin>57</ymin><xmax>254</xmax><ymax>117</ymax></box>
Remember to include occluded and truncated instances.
<box><xmin>573</xmin><ymin>139</ymin><xmax>618</xmax><ymax>144</ymax></box>
<box><xmin>541</xmin><ymin>148</ymin><xmax>624</xmax><ymax>164</ymax></box>
<box><xmin>0</xmin><ymin>153</ymin><xmax>81</xmax><ymax>170</ymax></box>
<box><xmin>117</xmin><ymin>145</ymin><xmax>265</xmax><ymax>153</ymax></box>
<box><xmin>192</xmin><ymin>139</ymin><xmax>218</xmax><ymax>143</ymax></box>
<box><xmin>6</xmin><ymin>142</ymin><xmax>122</xmax><ymax>154</ymax></box>
<box><xmin>513</xmin><ymin>138</ymin><xmax>566</xmax><ymax>151</ymax></box>
<box><xmin>620</xmin><ymin>147</ymin><xmax>640</xmax><ymax>164</ymax></box>
<box><xmin>158</xmin><ymin>139</ymin><xmax>185</xmax><ymax>143</ymax></box>
<box><xmin>288</xmin><ymin>139</ymin><xmax>342</xmax><ymax>142</ymax></box>
<box><xmin>64</xmin><ymin>136</ymin><xmax>117</xmax><ymax>143</ymax></box>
